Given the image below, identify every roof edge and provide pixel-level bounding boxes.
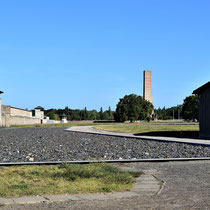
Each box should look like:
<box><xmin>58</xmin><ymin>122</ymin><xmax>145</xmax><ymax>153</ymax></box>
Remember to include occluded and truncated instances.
<box><xmin>193</xmin><ymin>81</ymin><xmax>210</xmax><ymax>95</ymax></box>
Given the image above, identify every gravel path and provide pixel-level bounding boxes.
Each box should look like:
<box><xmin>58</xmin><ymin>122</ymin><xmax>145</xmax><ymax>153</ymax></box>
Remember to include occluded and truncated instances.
<box><xmin>0</xmin><ymin>127</ymin><xmax>209</xmax><ymax>162</ymax></box>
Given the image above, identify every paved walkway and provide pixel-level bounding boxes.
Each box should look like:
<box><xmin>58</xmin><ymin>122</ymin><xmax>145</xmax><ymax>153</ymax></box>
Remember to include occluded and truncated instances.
<box><xmin>66</xmin><ymin>126</ymin><xmax>210</xmax><ymax>146</ymax></box>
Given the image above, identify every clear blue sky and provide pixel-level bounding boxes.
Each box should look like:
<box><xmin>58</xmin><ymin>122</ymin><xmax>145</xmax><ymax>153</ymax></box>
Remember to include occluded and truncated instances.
<box><xmin>0</xmin><ymin>0</ymin><xmax>210</xmax><ymax>111</ymax></box>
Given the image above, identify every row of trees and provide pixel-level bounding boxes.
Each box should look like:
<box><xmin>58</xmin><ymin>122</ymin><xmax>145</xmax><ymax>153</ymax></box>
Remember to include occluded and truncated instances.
<box><xmin>41</xmin><ymin>94</ymin><xmax>153</xmax><ymax>122</ymax></box>
<box><xmin>114</xmin><ymin>94</ymin><xmax>199</xmax><ymax>122</ymax></box>
<box><xmin>37</xmin><ymin>94</ymin><xmax>199</xmax><ymax>122</ymax></box>
<box><xmin>155</xmin><ymin>95</ymin><xmax>199</xmax><ymax>121</ymax></box>
<box><xmin>44</xmin><ymin>106</ymin><xmax>114</xmax><ymax>121</ymax></box>
<box><xmin>155</xmin><ymin>105</ymin><xmax>182</xmax><ymax>120</ymax></box>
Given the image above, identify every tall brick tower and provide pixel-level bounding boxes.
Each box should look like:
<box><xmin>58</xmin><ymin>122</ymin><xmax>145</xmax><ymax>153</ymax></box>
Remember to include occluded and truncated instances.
<box><xmin>143</xmin><ymin>70</ymin><xmax>153</xmax><ymax>105</ymax></box>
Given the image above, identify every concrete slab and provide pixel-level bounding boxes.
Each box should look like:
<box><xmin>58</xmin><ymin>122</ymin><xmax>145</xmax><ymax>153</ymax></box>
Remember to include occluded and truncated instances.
<box><xmin>45</xmin><ymin>195</ymin><xmax>81</xmax><ymax>202</ymax></box>
<box><xmin>105</xmin><ymin>191</ymin><xmax>138</xmax><ymax>199</ymax></box>
<box><xmin>0</xmin><ymin>198</ymin><xmax>14</xmax><ymax>205</ymax></box>
<box><xmin>66</xmin><ymin>126</ymin><xmax>210</xmax><ymax>146</ymax></box>
<box><xmin>76</xmin><ymin>193</ymin><xmax>109</xmax><ymax>200</ymax></box>
<box><xmin>13</xmin><ymin>196</ymin><xmax>46</xmax><ymax>204</ymax></box>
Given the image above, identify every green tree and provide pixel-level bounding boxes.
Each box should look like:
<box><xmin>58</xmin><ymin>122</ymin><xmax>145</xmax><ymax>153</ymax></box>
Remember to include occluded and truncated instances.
<box><xmin>114</xmin><ymin>94</ymin><xmax>153</xmax><ymax>122</ymax></box>
<box><xmin>108</xmin><ymin>106</ymin><xmax>114</xmax><ymax>120</ymax></box>
<box><xmin>89</xmin><ymin>110</ymin><xmax>97</xmax><ymax>120</ymax></box>
<box><xmin>99</xmin><ymin>107</ymin><xmax>104</xmax><ymax>120</ymax></box>
<box><xmin>84</xmin><ymin>107</ymin><xmax>88</xmax><ymax>120</ymax></box>
<box><xmin>181</xmin><ymin>95</ymin><xmax>199</xmax><ymax>120</ymax></box>
<box><xmin>45</xmin><ymin>110</ymin><xmax>60</xmax><ymax>121</ymax></box>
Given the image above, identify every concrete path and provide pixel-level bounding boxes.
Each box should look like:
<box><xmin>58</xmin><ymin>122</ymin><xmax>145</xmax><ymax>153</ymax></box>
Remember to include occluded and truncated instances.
<box><xmin>66</xmin><ymin>126</ymin><xmax>210</xmax><ymax>146</ymax></box>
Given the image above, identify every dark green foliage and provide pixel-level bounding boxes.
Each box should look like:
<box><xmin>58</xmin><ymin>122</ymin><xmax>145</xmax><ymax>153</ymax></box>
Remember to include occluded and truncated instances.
<box><xmin>155</xmin><ymin>95</ymin><xmax>199</xmax><ymax>121</ymax></box>
<box><xmin>43</xmin><ymin>107</ymin><xmax>115</xmax><ymax>121</ymax></box>
<box><xmin>155</xmin><ymin>105</ymin><xmax>182</xmax><ymax>120</ymax></box>
<box><xmin>114</xmin><ymin>94</ymin><xmax>153</xmax><ymax>122</ymax></box>
<box><xmin>99</xmin><ymin>107</ymin><xmax>104</xmax><ymax>120</ymax></box>
<box><xmin>181</xmin><ymin>95</ymin><xmax>199</xmax><ymax>120</ymax></box>
<box><xmin>45</xmin><ymin>109</ymin><xmax>60</xmax><ymax>120</ymax></box>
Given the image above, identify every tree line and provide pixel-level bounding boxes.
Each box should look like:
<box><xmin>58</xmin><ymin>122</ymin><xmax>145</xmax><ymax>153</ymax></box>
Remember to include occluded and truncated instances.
<box><xmin>36</xmin><ymin>94</ymin><xmax>199</xmax><ymax>122</ymax></box>
<box><xmin>155</xmin><ymin>95</ymin><xmax>199</xmax><ymax>121</ymax></box>
<box><xmin>44</xmin><ymin>106</ymin><xmax>114</xmax><ymax>121</ymax></box>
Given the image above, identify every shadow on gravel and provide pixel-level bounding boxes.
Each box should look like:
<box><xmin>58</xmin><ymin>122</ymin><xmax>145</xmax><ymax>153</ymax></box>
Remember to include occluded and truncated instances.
<box><xmin>134</xmin><ymin>131</ymin><xmax>201</xmax><ymax>139</ymax></box>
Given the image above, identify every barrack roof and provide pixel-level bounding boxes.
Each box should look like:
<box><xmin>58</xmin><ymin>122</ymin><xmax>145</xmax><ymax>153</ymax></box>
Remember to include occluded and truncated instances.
<box><xmin>193</xmin><ymin>81</ymin><xmax>210</xmax><ymax>95</ymax></box>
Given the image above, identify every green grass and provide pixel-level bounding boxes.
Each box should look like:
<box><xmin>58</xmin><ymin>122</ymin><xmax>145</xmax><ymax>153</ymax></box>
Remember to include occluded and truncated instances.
<box><xmin>94</xmin><ymin>122</ymin><xmax>199</xmax><ymax>138</ymax></box>
<box><xmin>0</xmin><ymin>163</ymin><xmax>141</xmax><ymax>198</ymax></box>
<box><xmin>7</xmin><ymin>121</ymin><xmax>111</xmax><ymax>128</ymax></box>
<box><xmin>0</xmin><ymin>122</ymin><xmax>99</xmax><ymax>129</ymax></box>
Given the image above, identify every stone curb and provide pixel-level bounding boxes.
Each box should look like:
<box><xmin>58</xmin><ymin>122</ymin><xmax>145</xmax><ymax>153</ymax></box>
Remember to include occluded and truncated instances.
<box><xmin>0</xmin><ymin>157</ymin><xmax>210</xmax><ymax>166</ymax></box>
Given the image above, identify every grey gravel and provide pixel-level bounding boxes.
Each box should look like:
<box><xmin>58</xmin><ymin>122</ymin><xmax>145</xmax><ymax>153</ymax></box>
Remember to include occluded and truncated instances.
<box><xmin>0</xmin><ymin>127</ymin><xmax>209</xmax><ymax>163</ymax></box>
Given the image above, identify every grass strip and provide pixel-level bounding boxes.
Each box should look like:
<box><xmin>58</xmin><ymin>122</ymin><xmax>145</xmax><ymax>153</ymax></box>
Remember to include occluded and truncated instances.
<box><xmin>94</xmin><ymin>123</ymin><xmax>199</xmax><ymax>133</ymax></box>
<box><xmin>0</xmin><ymin>163</ymin><xmax>141</xmax><ymax>198</ymax></box>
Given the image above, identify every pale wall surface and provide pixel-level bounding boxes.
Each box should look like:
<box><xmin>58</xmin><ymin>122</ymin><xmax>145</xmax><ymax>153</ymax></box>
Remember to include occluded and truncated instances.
<box><xmin>1</xmin><ymin>103</ymin><xmax>58</xmax><ymax>127</ymax></box>
<box><xmin>1</xmin><ymin>105</ymin><xmax>40</xmax><ymax>127</ymax></box>
<box><xmin>1</xmin><ymin>115</ymin><xmax>40</xmax><ymax>127</ymax></box>
<box><xmin>10</xmin><ymin>107</ymin><xmax>32</xmax><ymax>117</ymax></box>
<box><xmin>35</xmin><ymin>109</ymin><xmax>44</xmax><ymax>119</ymax></box>
<box><xmin>143</xmin><ymin>70</ymin><xmax>153</xmax><ymax>104</ymax></box>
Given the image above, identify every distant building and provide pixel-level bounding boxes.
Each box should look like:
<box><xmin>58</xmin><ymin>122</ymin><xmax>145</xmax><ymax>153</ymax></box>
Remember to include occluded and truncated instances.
<box><xmin>34</xmin><ymin>107</ymin><xmax>44</xmax><ymax>119</ymax></box>
<box><xmin>193</xmin><ymin>81</ymin><xmax>210</xmax><ymax>139</ymax></box>
<box><xmin>60</xmin><ymin>113</ymin><xmax>68</xmax><ymax>123</ymax></box>
<box><xmin>0</xmin><ymin>93</ymin><xmax>61</xmax><ymax>127</ymax></box>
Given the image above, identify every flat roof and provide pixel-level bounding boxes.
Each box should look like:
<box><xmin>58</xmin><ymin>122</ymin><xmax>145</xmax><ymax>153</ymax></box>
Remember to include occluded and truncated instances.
<box><xmin>193</xmin><ymin>81</ymin><xmax>210</xmax><ymax>94</ymax></box>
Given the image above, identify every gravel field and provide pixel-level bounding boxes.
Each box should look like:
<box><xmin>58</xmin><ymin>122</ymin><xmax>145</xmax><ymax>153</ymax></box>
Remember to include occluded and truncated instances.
<box><xmin>0</xmin><ymin>127</ymin><xmax>209</xmax><ymax>162</ymax></box>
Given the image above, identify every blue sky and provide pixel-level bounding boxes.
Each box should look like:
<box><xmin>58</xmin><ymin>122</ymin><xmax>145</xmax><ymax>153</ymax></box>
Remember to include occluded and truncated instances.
<box><xmin>0</xmin><ymin>0</ymin><xmax>209</xmax><ymax>111</ymax></box>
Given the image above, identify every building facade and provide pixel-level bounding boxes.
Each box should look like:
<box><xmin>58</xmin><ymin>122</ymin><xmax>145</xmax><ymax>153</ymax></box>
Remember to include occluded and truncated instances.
<box><xmin>193</xmin><ymin>81</ymin><xmax>210</xmax><ymax>139</ymax></box>
<box><xmin>1</xmin><ymin>105</ymin><xmax>41</xmax><ymax>127</ymax></box>
<box><xmin>0</xmin><ymin>92</ymin><xmax>62</xmax><ymax>127</ymax></box>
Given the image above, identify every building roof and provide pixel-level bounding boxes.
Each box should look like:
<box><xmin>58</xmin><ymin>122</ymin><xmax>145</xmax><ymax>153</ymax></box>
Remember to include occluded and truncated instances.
<box><xmin>34</xmin><ymin>106</ymin><xmax>44</xmax><ymax>110</ymax></box>
<box><xmin>193</xmin><ymin>81</ymin><xmax>210</xmax><ymax>95</ymax></box>
<box><xmin>0</xmin><ymin>91</ymin><xmax>3</xmax><ymax>94</ymax></box>
<box><xmin>60</xmin><ymin>113</ymin><xmax>67</xmax><ymax>117</ymax></box>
